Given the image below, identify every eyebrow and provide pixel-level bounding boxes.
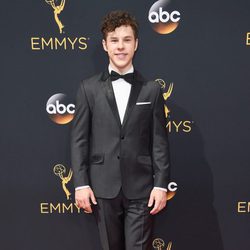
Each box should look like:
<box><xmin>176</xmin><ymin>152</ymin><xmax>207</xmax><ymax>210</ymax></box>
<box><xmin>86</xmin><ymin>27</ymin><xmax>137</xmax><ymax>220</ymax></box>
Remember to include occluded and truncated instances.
<box><xmin>109</xmin><ymin>36</ymin><xmax>133</xmax><ymax>39</ymax></box>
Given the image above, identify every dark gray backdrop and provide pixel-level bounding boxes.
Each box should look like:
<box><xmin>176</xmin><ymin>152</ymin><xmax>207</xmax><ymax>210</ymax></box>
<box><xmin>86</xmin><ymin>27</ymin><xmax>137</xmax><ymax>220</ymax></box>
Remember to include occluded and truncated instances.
<box><xmin>1</xmin><ymin>0</ymin><xmax>250</xmax><ymax>249</ymax></box>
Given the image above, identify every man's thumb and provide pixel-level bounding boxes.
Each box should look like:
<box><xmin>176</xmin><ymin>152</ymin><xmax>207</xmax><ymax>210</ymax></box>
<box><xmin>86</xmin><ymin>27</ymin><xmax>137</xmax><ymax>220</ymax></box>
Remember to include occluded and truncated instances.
<box><xmin>90</xmin><ymin>191</ymin><xmax>97</xmax><ymax>205</ymax></box>
<box><xmin>148</xmin><ymin>195</ymin><xmax>154</xmax><ymax>207</ymax></box>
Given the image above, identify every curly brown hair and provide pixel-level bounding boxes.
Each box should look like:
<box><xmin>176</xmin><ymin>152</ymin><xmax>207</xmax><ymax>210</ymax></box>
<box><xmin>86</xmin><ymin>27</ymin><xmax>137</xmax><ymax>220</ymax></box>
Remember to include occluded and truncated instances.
<box><xmin>101</xmin><ymin>10</ymin><xmax>139</xmax><ymax>40</ymax></box>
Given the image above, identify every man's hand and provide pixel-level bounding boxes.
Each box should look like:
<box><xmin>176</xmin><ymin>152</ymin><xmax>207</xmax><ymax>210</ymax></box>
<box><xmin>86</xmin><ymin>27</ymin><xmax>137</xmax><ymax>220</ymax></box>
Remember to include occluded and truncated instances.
<box><xmin>148</xmin><ymin>188</ymin><xmax>167</xmax><ymax>215</ymax></box>
<box><xmin>75</xmin><ymin>187</ymin><xmax>97</xmax><ymax>213</ymax></box>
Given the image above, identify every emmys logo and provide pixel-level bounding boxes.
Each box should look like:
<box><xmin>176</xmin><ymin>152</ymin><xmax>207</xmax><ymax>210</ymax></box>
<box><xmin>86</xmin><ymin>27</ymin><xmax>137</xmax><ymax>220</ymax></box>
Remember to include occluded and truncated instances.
<box><xmin>246</xmin><ymin>32</ymin><xmax>250</xmax><ymax>45</ymax></box>
<box><xmin>53</xmin><ymin>164</ymin><xmax>72</xmax><ymax>200</ymax></box>
<box><xmin>30</xmin><ymin>1</ymin><xmax>89</xmax><ymax>51</ymax></box>
<box><xmin>152</xmin><ymin>238</ymin><xmax>172</xmax><ymax>250</ymax></box>
<box><xmin>155</xmin><ymin>79</ymin><xmax>194</xmax><ymax>133</ymax></box>
<box><xmin>148</xmin><ymin>0</ymin><xmax>181</xmax><ymax>34</ymax></box>
<box><xmin>40</xmin><ymin>164</ymin><xmax>82</xmax><ymax>214</ymax></box>
<box><xmin>46</xmin><ymin>93</ymin><xmax>75</xmax><ymax>125</ymax></box>
<box><xmin>45</xmin><ymin>0</ymin><xmax>66</xmax><ymax>34</ymax></box>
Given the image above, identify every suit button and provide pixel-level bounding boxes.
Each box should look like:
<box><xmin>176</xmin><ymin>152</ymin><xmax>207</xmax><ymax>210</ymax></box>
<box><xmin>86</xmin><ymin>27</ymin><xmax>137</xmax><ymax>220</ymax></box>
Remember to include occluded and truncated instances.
<box><xmin>117</xmin><ymin>156</ymin><xmax>120</xmax><ymax>159</ymax></box>
<box><xmin>121</xmin><ymin>136</ymin><xmax>125</xmax><ymax>140</ymax></box>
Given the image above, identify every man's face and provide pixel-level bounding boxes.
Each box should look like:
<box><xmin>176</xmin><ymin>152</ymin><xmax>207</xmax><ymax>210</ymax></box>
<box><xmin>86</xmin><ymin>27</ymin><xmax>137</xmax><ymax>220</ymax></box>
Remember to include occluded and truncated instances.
<box><xmin>102</xmin><ymin>25</ymin><xmax>138</xmax><ymax>74</ymax></box>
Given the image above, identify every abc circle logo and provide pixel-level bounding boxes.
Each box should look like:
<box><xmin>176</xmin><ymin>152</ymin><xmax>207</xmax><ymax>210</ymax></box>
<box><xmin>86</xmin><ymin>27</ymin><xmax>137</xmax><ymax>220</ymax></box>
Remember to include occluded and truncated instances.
<box><xmin>46</xmin><ymin>93</ymin><xmax>75</xmax><ymax>124</ymax></box>
<box><xmin>148</xmin><ymin>0</ymin><xmax>181</xmax><ymax>34</ymax></box>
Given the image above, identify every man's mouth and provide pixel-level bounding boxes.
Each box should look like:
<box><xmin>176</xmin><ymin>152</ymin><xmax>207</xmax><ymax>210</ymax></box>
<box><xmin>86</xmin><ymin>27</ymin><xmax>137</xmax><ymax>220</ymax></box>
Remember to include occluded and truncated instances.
<box><xmin>115</xmin><ymin>53</ymin><xmax>127</xmax><ymax>59</ymax></box>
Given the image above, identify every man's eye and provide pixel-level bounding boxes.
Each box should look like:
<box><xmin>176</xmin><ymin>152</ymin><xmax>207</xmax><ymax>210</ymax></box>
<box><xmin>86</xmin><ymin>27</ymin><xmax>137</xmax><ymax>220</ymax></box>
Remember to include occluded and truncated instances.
<box><xmin>111</xmin><ymin>40</ymin><xmax>117</xmax><ymax>42</ymax></box>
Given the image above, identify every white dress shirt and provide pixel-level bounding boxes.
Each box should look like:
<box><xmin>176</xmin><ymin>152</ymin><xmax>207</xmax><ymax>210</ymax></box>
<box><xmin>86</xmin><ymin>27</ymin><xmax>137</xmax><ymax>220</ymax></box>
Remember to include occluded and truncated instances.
<box><xmin>75</xmin><ymin>65</ymin><xmax>167</xmax><ymax>192</ymax></box>
<box><xmin>109</xmin><ymin>65</ymin><xmax>132</xmax><ymax>124</ymax></box>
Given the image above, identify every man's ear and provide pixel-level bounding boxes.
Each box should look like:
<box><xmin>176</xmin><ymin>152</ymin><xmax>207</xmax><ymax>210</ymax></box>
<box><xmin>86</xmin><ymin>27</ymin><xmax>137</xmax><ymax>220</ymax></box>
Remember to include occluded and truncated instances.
<box><xmin>135</xmin><ymin>38</ymin><xmax>138</xmax><ymax>52</ymax></box>
<box><xmin>102</xmin><ymin>39</ymin><xmax>108</xmax><ymax>52</ymax></box>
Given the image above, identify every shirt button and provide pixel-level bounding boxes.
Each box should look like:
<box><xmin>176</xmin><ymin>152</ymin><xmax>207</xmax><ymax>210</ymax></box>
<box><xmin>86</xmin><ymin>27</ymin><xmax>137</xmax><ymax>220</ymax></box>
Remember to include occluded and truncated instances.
<box><xmin>117</xmin><ymin>156</ymin><xmax>120</xmax><ymax>159</ymax></box>
<box><xmin>121</xmin><ymin>136</ymin><xmax>125</xmax><ymax>140</ymax></box>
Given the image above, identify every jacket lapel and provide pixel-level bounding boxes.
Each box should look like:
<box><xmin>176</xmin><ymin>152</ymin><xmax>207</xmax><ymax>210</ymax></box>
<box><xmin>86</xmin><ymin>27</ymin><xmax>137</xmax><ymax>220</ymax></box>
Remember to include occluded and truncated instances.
<box><xmin>100</xmin><ymin>70</ymin><xmax>122</xmax><ymax>128</ymax></box>
<box><xmin>121</xmin><ymin>70</ymin><xmax>144</xmax><ymax>129</ymax></box>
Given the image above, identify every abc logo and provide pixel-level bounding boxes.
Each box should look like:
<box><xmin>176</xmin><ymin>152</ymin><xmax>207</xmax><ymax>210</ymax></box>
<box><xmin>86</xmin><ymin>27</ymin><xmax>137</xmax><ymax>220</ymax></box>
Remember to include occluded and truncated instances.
<box><xmin>148</xmin><ymin>0</ymin><xmax>181</xmax><ymax>34</ymax></box>
<box><xmin>149</xmin><ymin>8</ymin><xmax>180</xmax><ymax>23</ymax></box>
<box><xmin>46</xmin><ymin>93</ymin><xmax>75</xmax><ymax>124</ymax></box>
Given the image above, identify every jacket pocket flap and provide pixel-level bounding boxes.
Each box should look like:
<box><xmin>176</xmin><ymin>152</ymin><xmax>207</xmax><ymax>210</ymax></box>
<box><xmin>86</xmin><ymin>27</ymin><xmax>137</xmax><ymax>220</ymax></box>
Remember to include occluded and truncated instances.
<box><xmin>137</xmin><ymin>155</ymin><xmax>152</xmax><ymax>165</ymax></box>
<box><xmin>91</xmin><ymin>154</ymin><xmax>104</xmax><ymax>164</ymax></box>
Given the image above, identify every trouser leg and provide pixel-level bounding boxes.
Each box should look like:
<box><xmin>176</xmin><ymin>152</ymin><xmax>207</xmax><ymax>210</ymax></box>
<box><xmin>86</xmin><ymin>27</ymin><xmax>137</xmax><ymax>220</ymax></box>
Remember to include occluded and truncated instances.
<box><xmin>93</xmin><ymin>189</ymin><xmax>154</xmax><ymax>250</ymax></box>
<box><xmin>124</xmin><ymin>198</ymin><xmax>153</xmax><ymax>250</ymax></box>
<box><xmin>93</xmin><ymin>190</ymin><xmax>125</xmax><ymax>250</ymax></box>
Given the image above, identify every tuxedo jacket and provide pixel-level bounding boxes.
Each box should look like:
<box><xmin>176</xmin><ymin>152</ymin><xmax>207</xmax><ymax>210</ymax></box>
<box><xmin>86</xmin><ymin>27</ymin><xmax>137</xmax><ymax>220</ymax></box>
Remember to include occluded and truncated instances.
<box><xmin>71</xmin><ymin>69</ymin><xmax>170</xmax><ymax>199</ymax></box>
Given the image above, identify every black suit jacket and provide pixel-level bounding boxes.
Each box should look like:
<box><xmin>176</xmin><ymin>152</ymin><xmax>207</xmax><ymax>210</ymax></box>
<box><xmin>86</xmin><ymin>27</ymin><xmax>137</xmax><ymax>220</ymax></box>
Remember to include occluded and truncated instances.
<box><xmin>71</xmin><ymin>69</ymin><xmax>170</xmax><ymax>199</ymax></box>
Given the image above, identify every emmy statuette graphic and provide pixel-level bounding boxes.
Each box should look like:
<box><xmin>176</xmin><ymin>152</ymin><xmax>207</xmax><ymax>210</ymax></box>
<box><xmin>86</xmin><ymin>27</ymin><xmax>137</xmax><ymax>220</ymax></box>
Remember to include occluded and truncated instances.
<box><xmin>45</xmin><ymin>0</ymin><xmax>66</xmax><ymax>34</ymax></box>
<box><xmin>152</xmin><ymin>238</ymin><xmax>172</xmax><ymax>250</ymax></box>
<box><xmin>53</xmin><ymin>164</ymin><xmax>72</xmax><ymax>200</ymax></box>
<box><xmin>155</xmin><ymin>79</ymin><xmax>173</xmax><ymax>118</ymax></box>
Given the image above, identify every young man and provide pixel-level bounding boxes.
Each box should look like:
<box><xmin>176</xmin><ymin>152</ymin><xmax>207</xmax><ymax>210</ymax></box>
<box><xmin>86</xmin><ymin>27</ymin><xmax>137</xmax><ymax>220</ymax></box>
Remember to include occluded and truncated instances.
<box><xmin>71</xmin><ymin>10</ymin><xmax>170</xmax><ymax>250</ymax></box>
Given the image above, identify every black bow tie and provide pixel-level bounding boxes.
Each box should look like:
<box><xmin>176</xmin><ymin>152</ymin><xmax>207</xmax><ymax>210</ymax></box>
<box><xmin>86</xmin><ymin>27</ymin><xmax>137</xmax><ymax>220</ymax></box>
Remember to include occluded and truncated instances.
<box><xmin>110</xmin><ymin>70</ymin><xmax>135</xmax><ymax>84</ymax></box>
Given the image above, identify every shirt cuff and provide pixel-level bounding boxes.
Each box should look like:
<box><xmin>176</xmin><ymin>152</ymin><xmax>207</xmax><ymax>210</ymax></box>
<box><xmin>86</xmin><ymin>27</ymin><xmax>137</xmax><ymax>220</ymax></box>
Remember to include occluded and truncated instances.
<box><xmin>75</xmin><ymin>185</ymin><xmax>90</xmax><ymax>191</ymax></box>
<box><xmin>154</xmin><ymin>186</ymin><xmax>168</xmax><ymax>192</ymax></box>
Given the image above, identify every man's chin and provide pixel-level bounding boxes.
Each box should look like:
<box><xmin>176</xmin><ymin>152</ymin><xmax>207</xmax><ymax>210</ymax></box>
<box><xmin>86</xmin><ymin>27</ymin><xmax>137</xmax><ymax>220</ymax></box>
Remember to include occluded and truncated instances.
<box><xmin>112</xmin><ymin>62</ymin><xmax>131</xmax><ymax>72</ymax></box>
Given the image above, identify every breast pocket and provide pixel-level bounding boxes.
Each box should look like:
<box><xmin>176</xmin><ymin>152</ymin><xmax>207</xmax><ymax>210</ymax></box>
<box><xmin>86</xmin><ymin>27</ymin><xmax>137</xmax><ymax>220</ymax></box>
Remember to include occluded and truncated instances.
<box><xmin>135</xmin><ymin>103</ymin><xmax>152</xmax><ymax>119</ymax></box>
<box><xmin>135</xmin><ymin>103</ymin><xmax>151</xmax><ymax>109</ymax></box>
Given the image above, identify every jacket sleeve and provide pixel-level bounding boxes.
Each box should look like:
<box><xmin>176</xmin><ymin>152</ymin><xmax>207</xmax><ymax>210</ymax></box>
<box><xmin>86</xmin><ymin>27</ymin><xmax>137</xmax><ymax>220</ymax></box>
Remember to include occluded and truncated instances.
<box><xmin>151</xmin><ymin>83</ymin><xmax>171</xmax><ymax>189</ymax></box>
<box><xmin>71</xmin><ymin>82</ymin><xmax>91</xmax><ymax>187</ymax></box>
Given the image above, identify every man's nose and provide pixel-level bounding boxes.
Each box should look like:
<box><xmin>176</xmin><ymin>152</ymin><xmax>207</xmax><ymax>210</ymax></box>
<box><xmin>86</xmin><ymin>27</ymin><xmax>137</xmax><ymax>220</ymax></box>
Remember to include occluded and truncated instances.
<box><xmin>117</xmin><ymin>40</ymin><xmax>124</xmax><ymax>49</ymax></box>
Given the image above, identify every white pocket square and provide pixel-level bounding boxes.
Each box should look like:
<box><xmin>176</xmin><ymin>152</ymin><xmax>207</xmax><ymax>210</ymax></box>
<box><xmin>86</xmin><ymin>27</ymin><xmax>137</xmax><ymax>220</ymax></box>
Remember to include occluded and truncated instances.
<box><xmin>136</xmin><ymin>102</ymin><xmax>151</xmax><ymax>105</ymax></box>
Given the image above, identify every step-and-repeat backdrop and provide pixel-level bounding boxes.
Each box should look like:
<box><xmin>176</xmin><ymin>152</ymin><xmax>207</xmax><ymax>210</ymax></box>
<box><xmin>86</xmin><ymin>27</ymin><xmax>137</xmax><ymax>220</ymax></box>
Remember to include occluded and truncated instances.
<box><xmin>1</xmin><ymin>0</ymin><xmax>250</xmax><ymax>249</ymax></box>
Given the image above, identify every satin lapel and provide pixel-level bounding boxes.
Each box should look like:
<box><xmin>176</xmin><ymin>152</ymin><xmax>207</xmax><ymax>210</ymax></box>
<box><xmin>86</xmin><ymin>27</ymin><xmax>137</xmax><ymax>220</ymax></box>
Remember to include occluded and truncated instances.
<box><xmin>122</xmin><ymin>71</ymin><xmax>144</xmax><ymax>129</ymax></box>
<box><xmin>100</xmin><ymin>73</ymin><xmax>122</xmax><ymax>128</ymax></box>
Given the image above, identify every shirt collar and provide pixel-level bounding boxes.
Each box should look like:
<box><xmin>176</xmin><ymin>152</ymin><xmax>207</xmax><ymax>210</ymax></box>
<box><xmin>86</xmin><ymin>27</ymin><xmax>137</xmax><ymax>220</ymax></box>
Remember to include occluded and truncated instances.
<box><xmin>108</xmin><ymin>64</ymin><xmax>134</xmax><ymax>75</ymax></box>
